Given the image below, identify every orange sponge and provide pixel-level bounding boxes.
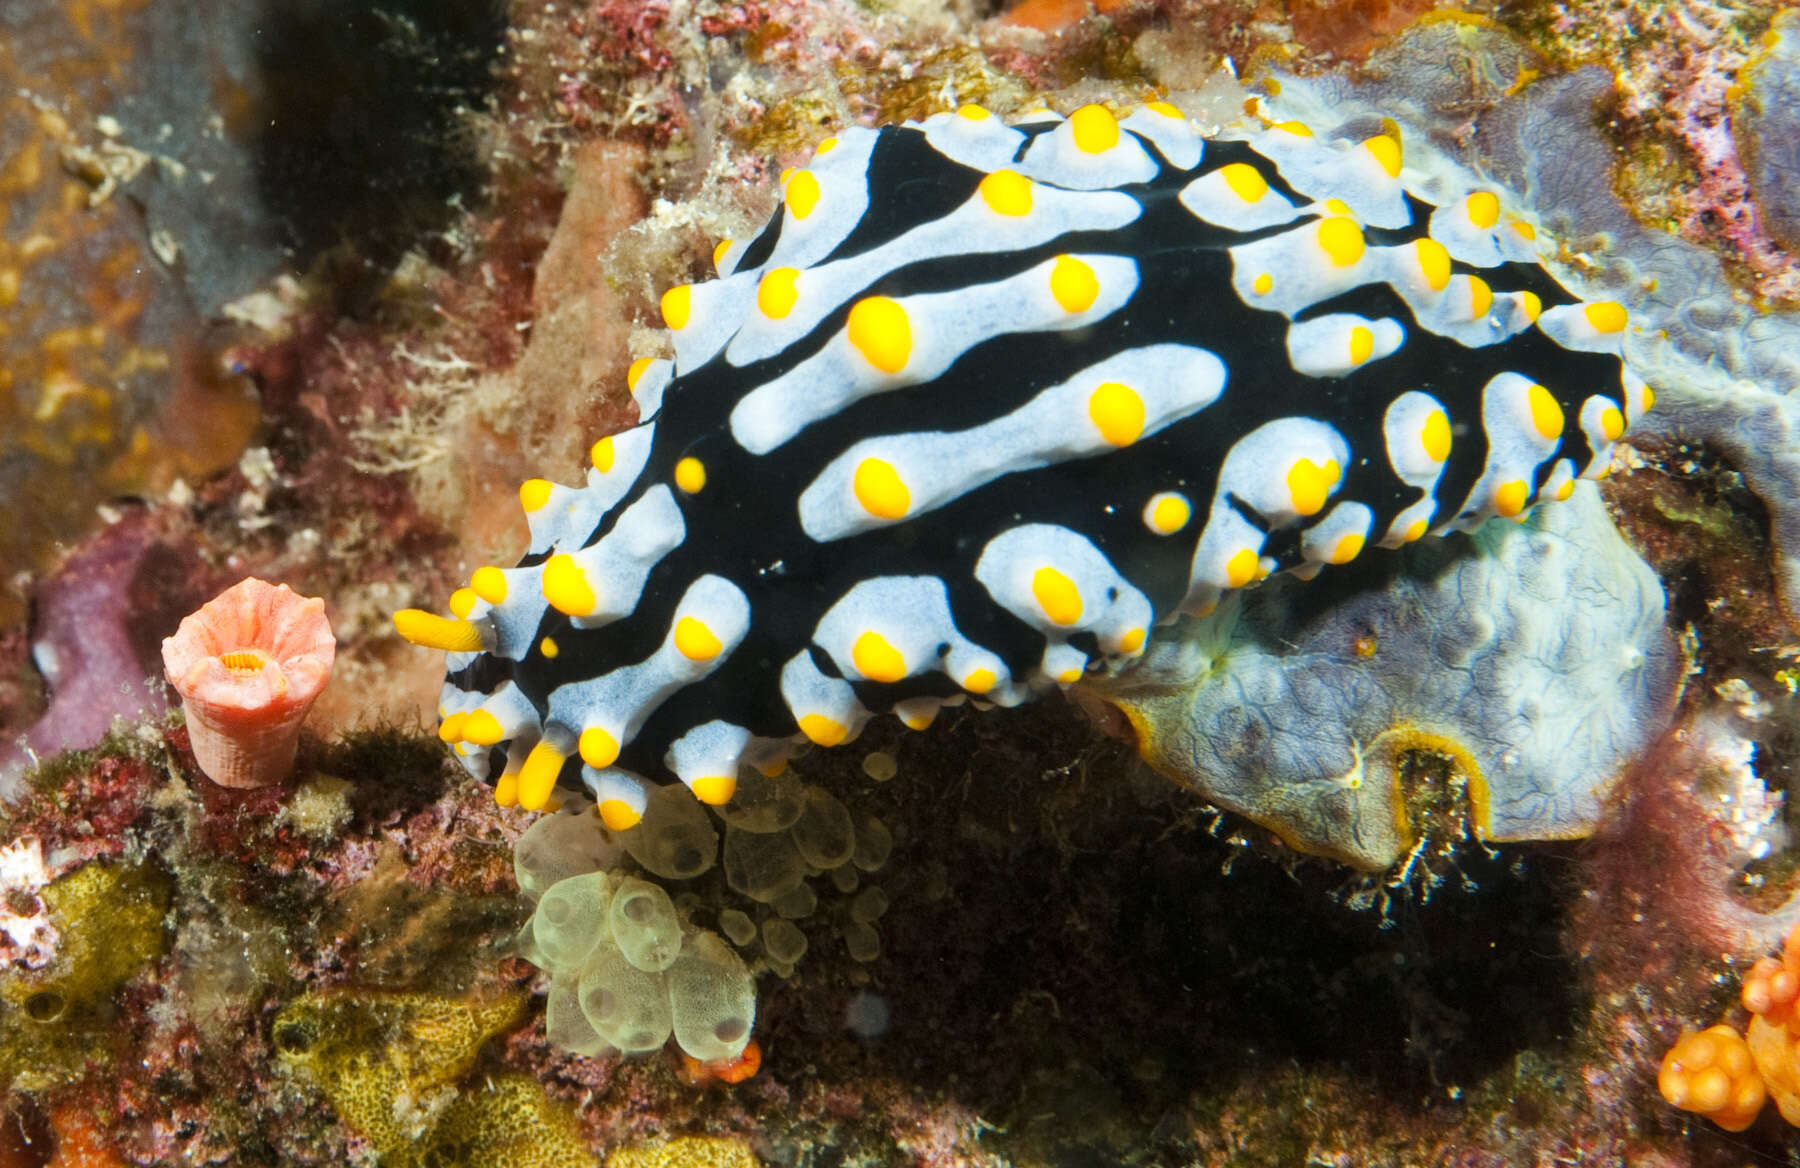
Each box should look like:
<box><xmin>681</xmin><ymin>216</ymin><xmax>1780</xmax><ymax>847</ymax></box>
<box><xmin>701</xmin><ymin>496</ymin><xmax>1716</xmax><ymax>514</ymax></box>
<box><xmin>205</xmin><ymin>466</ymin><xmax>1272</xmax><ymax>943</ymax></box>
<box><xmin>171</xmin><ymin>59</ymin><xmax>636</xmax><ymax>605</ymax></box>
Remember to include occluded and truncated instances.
<box><xmin>1741</xmin><ymin>922</ymin><xmax>1800</xmax><ymax>1125</ymax></box>
<box><xmin>1659</xmin><ymin>1024</ymin><xmax>1767</xmax><ymax>1131</ymax></box>
<box><xmin>1661</xmin><ymin>917</ymin><xmax>1800</xmax><ymax>1130</ymax></box>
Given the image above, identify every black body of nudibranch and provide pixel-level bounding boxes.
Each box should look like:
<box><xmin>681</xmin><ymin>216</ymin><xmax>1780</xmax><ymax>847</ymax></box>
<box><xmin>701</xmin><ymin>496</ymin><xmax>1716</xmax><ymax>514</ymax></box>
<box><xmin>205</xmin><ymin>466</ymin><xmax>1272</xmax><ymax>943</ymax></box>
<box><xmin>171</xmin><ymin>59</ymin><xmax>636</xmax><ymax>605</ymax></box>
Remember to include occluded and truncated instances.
<box><xmin>395</xmin><ymin>102</ymin><xmax>1650</xmax><ymax>831</ymax></box>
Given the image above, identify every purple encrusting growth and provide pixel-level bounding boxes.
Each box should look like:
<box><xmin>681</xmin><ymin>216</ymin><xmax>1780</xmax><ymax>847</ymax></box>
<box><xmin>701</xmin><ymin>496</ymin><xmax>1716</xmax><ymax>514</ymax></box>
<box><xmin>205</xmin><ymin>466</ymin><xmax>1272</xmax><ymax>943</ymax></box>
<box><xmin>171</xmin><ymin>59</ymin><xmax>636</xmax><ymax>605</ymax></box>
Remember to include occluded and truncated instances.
<box><xmin>0</xmin><ymin>511</ymin><xmax>209</xmax><ymax>798</ymax></box>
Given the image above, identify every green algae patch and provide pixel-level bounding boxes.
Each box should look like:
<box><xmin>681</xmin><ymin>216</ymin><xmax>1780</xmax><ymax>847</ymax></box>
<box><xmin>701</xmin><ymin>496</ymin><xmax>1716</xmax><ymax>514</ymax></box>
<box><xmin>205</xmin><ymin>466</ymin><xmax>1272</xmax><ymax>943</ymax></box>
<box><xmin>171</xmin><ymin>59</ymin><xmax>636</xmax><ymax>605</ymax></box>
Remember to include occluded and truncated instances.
<box><xmin>0</xmin><ymin>859</ymin><xmax>173</xmax><ymax>1091</ymax></box>
<box><xmin>272</xmin><ymin>985</ymin><xmax>586</xmax><ymax>1166</ymax></box>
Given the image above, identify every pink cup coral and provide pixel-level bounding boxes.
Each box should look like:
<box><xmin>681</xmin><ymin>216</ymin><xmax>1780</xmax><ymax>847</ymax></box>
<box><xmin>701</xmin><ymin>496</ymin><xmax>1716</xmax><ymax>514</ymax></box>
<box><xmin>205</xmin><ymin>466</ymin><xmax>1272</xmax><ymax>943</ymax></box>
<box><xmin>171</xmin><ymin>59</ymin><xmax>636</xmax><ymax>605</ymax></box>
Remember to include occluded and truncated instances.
<box><xmin>160</xmin><ymin>578</ymin><xmax>335</xmax><ymax>789</ymax></box>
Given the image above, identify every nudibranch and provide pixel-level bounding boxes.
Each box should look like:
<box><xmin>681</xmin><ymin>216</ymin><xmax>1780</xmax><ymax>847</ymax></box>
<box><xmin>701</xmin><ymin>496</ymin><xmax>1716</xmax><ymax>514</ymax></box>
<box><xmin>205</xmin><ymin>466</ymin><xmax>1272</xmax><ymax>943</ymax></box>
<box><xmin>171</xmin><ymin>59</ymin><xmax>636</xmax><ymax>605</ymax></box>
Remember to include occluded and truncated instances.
<box><xmin>395</xmin><ymin>101</ymin><xmax>1649</xmax><ymax>833</ymax></box>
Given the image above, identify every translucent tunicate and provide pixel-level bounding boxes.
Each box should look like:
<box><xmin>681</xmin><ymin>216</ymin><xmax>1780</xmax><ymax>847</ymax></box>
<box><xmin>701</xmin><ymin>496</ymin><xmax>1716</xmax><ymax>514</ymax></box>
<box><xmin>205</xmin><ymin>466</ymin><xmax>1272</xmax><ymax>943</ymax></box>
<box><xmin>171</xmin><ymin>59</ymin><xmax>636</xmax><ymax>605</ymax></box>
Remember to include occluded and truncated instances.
<box><xmin>760</xmin><ymin>918</ymin><xmax>807</xmax><ymax>964</ymax></box>
<box><xmin>717</xmin><ymin>908</ymin><xmax>757</xmax><ymax>948</ymax></box>
<box><xmin>771</xmin><ymin>881</ymin><xmax>817</xmax><ymax>921</ymax></box>
<box><xmin>851</xmin><ymin>812</ymin><xmax>892</xmax><ymax>872</ymax></box>
<box><xmin>667</xmin><ymin>931</ymin><xmax>757</xmax><ymax>1062</ymax></box>
<box><xmin>714</xmin><ymin>767</ymin><xmax>806</xmax><ymax>833</ymax></box>
<box><xmin>829</xmin><ymin>864</ymin><xmax>860</xmax><ymax>895</ymax></box>
<box><xmin>845</xmin><ymin>990</ymin><xmax>890</xmax><ymax>1038</ymax></box>
<box><xmin>608</xmin><ymin>876</ymin><xmax>683</xmax><ymax>972</ymax></box>
<box><xmin>849</xmin><ymin>886</ymin><xmax>888</xmax><ymax>924</ymax></box>
<box><xmin>529</xmin><ymin>871</ymin><xmax>614</xmax><ymax>972</ymax></box>
<box><xmin>514</xmin><ymin>805</ymin><xmax>624</xmax><ymax>900</ymax></box>
<box><xmin>622</xmin><ymin>783</ymin><xmax>719</xmax><ymax>880</ymax></box>
<box><xmin>789</xmin><ymin>786</ymin><xmax>854</xmax><ymax>869</ymax></box>
<box><xmin>546</xmin><ymin>974</ymin><xmax>614</xmax><ymax>1057</ymax></box>
<box><xmin>723</xmin><ymin>823</ymin><xmax>807</xmax><ymax>903</ymax></box>
<box><xmin>861</xmin><ymin>751</ymin><xmax>898</xmax><ymax>782</ymax></box>
<box><xmin>842</xmin><ymin>921</ymin><xmax>880</xmax><ymax>963</ymax></box>
<box><xmin>578</xmin><ymin>942</ymin><xmax>673</xmax><ymax>1054</ymax></box>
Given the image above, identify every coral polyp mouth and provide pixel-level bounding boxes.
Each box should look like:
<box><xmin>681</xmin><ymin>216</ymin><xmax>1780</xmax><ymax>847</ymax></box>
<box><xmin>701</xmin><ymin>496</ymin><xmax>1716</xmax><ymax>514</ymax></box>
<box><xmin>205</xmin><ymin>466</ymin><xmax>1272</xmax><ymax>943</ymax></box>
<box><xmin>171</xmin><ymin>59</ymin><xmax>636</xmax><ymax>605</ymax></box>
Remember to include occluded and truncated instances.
<box><xmin>219</xmin><ymin>649</ymin><xmax>270</xmax><ymax>675</ymax></box>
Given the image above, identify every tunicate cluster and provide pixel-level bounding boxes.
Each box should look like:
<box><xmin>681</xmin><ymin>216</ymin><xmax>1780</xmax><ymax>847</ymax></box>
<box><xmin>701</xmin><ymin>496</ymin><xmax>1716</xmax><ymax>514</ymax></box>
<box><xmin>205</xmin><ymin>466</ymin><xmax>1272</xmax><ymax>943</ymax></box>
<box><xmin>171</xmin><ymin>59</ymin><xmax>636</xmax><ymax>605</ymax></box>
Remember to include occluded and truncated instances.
<box><xmin>520</xmin><ymin>863</ymin><xmax>753</xmax><ymax>1062</ymax></box>
<box><xmin>712</xmin><ymin>769</ymin><xmax>893</xmax><ymax>974</ymax></box>
<box><xmin>513</xmin><ymin>770</ymin><xmax>895</xmax><ymax>1061</ymax></box>
<box><xmin>516</xmin><ymin>801</ymin><xmax>750</xmax><ymax>1062</ymax></box>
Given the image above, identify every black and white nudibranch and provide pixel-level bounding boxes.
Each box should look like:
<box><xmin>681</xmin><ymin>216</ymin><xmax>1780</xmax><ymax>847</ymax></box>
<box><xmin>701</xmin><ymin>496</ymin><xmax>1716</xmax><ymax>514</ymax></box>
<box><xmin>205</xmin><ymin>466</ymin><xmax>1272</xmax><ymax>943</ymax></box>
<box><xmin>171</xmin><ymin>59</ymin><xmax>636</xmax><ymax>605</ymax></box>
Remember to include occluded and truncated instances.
<box><xmin>394</xmin><ymin>101</ymin><xmax>1651</xmax><ymax>831</ymax></box>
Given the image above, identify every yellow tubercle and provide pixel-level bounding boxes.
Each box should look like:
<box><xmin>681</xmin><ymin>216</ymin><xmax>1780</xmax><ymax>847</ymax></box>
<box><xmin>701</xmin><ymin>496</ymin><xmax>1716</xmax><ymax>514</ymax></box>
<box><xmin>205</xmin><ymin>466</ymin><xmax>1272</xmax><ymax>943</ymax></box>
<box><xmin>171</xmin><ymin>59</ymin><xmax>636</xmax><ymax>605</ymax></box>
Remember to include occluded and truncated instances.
<box><xmin>1148</xmin><ymin>493</ymin><xmax>1190</xmax><ymax>534</ymax></box>
<box><xmin>1494</xmin><ymin>479</ymin><xmax>1529</xmax><ymax>518</ymax></box>
<box><xmin>394</xmin><ymin>609</ymin><xmax>484</xmax><ymax>653</ymax></box>
<box><xmin>1527</xmin><ymin>384</ymin><xmax>1564</xmax><ymax>440</ymax></box>
<box><xmin>691</xmin><ymin>774</ymin><xmax>737</xmax><ymax>806</ymax></box>
<box><xmin>784</xmin><ymin>170</ymin><xmax>821</xmax><ymax>219</ymax></box>
<box><xmin>1225</xmin><ymin>547</ymin><xmax>1260</xmax><ymax>589</ymax></box>
<box><xmin>674</xmin><ymin>456</ymin><xmax>707</xmax><ymax>494</ymax></box>
<box><xmin>1363</xmin><ymin>133</ymin><xmax>1402</xmax><ymax>177</ymax></box>
<box><xmin>799</xmin><ymin>714</ymin><xmax>847</xmax><ymax>747</ymax></box>
<box><xmin>1466</xmin><ymin>275</ymin><xmax>1493</xmax><ymax>319</ymax></box>
<box><xmin>517</xmin><ymin>742</ymin><xmax>566</xmax><ymax>811</ymax></box>
<box><xmin>1421</xmin><ymin>409</ymin><xmax>1452</xmax><ymax>462</ymax></box>
<box><xmin>437</xmin><ymin>712</ymin><xmax>468</xmax><ymax>744</ymax></box>
<box><xmin>758</xmin><ymin>267</ymin><xmax>801</xmax><ymax>319</ymax></box>
<box><xmin>1285</xmin><ymin>457</ymin><xmax>1340</xmax><ymax>516</ymax></box>
<box><xmin>661</xmin><ymin>284</ymin><xmax>692</xmax><ymax>330</ymax></box>
<box><xmin>674</xmin><ymin>616</ymin><xmax>722</xmax><ymax>661</ymax></box>
<box><xmin>1330</xmin><ymin>533</ymin><xmax>1364</xmax><ymax>564</ymax></box>
<box><xmin>1317</xmin><ymin>218</ymin><xmax>1364</xmax><ymax>267</ymax></box>
<box><xmin>1465</xmin><ymin>190</ymin><xmax>1501</xmax><ymax>228</ymax></box>
<box><xmin>627</xmin><ymin>356</ymin><xmax>656</xmax><ymax>391</ymax></box>
<box><xmin>541</xmin><ymin>554</ymin><xmax>597</xmax><ymax>618</ymax></box>
<box><xmin>461</xmin><ymin>710</ymin><xmax>505</xmax><ymax>746</ymax></box>
<box><xmin>1049</xmin><ymin>255</ymin><xmax>1100</xmax><ymax>313</ymax></box>
<box><xmin>1031</xmin><ymin>566</ymin><xmax>1084</xmax><ymax>626</ymax></box>
<box><xmin>979</xmin><ymin>169</ymin><xmax>1033</xmax><ymax>217</ymax></box>
<box><xmin>519</xmin><ymin>478</ymin><xmax>554</xmax><ymax>512</ymax></box>
<box><xmin>852</xmin><ymin>631</ymin><xmax>907</xmax><ymax>683</ymax></box>
<box><xmin>1088</xmin><ymin>382</ymin><xmax>1145</xmax><ymax>446</ymax></box>
<box><xmin>470</xmin><ymin>565</ymin><xmax>507</xmax><ymax>605</ymax></box>
<box><xmin>1585</xmin><ymin>300</ymin><xmax>1628</xmax><ymax>333</ymax></box>
<box><xmin>1413</xmin><ymin>238</ymin><xmax>1450</xmax><ymax>291</ymax></box>
<box><xmin>448</xmin><ymin>588</ymin><xmax>478</xmax><ymax>619</ymax></box>
<box><xmin>1069</xmin><ymin>104</ymin><xmax>1119</xmax><ymax>152</ymax></box>
<box><xmin>1600</xmin><ymin>406</ymin><xmax>1627</xmax><ymax>441</ymax></box>
<box><xmin>846</xmin><ymin>296</ymin><xmax>911</xmax><ymax>373</ymax></box>
<box><xmin>599</xmin><ymin>799</ymin><xmax>642</xmax><ymax>831</ymax></box>
<box><xmin>1219</xmin><ymin>162</ymin><xmax>1267</xmax><ymax>204</ymax></box>
<box><xmin>852</xmin><ymin>457</ymin><xmax>910</xmax><ymax>520</ymax></box>
<box><xmin>579</xmin><ymin>727</ymin><xmax>620</xmax><ymax>769</ymax></box>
